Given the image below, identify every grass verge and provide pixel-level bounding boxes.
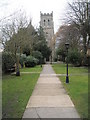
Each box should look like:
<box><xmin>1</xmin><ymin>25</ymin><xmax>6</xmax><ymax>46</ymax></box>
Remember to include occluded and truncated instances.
<box><xmin>2</xmin><ymin>65</ymin><xmax>42</xmax><ymax>118</ymax></box>
<box><xmin>52</xmin><ymin>63</ymin><xmax>88</xmax><ymax>118</ymax></box>
<box><xmin>20</xmin><ymin>65</ymin><xmax>42</xmax><ymax>72</ymax></box>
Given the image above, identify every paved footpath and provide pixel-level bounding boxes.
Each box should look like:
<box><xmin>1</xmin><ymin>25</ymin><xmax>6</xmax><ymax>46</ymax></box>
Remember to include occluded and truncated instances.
<box><xmin>23</xmin><ymin>64</ymin><xmax>80</xmax><ymax>118</ymax></box>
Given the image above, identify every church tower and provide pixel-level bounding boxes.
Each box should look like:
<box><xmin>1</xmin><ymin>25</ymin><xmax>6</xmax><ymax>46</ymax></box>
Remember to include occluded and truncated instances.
<box><xmin>40</xmin><ymin>12</ymin><xmax>54</xmax><ymax>47</ymax></box>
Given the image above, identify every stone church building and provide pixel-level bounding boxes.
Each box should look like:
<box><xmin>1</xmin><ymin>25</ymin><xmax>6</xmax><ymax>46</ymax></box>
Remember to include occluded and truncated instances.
<box><xmin>40</xmin><ymin>12</ymin><xmax>54</xmax><ymax>47</ymax></box>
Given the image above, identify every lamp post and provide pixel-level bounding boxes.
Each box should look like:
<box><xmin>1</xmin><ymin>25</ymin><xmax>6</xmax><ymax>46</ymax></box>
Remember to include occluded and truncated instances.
<box><xmin>65</xmin><ymin>42</ymin><xmax>69</xmax><ymax>83</ymax></box>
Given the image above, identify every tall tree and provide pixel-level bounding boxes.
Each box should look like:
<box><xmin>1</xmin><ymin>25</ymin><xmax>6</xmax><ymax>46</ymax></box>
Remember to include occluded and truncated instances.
<box><xmin>63</xmin><ymin>0</ymin><xmax>90</xmax><ymax>64</ymax></box>
<box><xmin>56</xmin><ymin>24</ymin><xmax>80</xmax><ymax>50</ymax></box>
<box><xmin>1</xmin><ymin>11</ymin><xmax>34</xmax><ymax>75</ymax></box>
<box><xmin>34</xmin><ymin>26</ymin><xmax>51</xmax><ymax>61</ymax></box>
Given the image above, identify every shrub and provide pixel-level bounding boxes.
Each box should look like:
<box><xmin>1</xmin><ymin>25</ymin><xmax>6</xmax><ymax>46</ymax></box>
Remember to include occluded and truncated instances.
<box><xmin>19</xmin><ymin>54</ymin><xmax>27</xmax><ymax>68</ymax></box>
<box><xmin>2</xmin><ymin>52</ymin><xmax>16</xmax><ymax>73</ymax></box>
<box><xmin>25</xmin><ymin>56</ymin><xmax>39</xmax><ymax>67</ymax></box>
<box><xmin>56</xmin><ymin>48</ymin><xmax>66</xmax><ymax>62</ymax></box>
<box><xmin>32</xmin><ymin>51</ymin><xmax>43</xmax><ymax>64</ymax></box>
<box><xmin>68</xmin><ymin>49</ymin><xmax>82</xmax><ymax>66</ymax></box>
<box><xmin>33</xmin><ymin>57</ymin><xmax>39</xmax><ymax>65</ymax></box>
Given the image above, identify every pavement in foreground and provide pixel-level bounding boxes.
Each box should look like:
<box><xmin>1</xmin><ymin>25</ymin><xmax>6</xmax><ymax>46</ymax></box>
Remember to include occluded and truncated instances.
<box><xmin>22</xmin><ymin>64</ymin><xmax>80</xmax><ymax>119</ymax></box>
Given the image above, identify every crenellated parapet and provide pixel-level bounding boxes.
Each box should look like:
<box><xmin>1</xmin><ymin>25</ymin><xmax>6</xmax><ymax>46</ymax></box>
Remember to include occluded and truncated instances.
<box><xmin>40</xmin><ymin>11</ymin><xmax>53</xmax><ymax>16</ymax></box>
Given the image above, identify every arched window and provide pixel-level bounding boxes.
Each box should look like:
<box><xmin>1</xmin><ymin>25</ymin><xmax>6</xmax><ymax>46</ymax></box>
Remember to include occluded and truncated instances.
<box><xmin>44</xmin><ymin>20</ymin><xmax>45</xmax><ymax>26</ymax></box>
<box><xmin>48</xmin><ymin>19</ymin><xmax>50</xmax><ymax>25</ymax></box>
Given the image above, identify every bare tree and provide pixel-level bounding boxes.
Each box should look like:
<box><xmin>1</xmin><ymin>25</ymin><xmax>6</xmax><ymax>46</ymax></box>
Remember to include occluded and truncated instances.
<box><xmin>56</xmin><ymin>24</ymin><xmax>80</xmax><ymax>50</ymax></box>
<box><xmin>1</xmin><ymin>11</ymin><xmax>29</xmax><ymax>53</ymax></box>
<box><xmin>65</xmin><ymin>0</ymin><xmax>90</xmax><ymax>55</ymax></box>
<box><xmin>1</xmin><ymin>11</ymin><xmax>31</xmax><ymax>76</ymax></box>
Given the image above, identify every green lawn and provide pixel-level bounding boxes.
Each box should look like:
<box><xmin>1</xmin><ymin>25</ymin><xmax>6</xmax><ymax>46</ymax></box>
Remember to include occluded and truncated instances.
<box><xmin>52</xmin><ymin>63</ymin><xmax>88</xmax><ymax>74</ymax></box>
<box><xmin>20</xmin><ymin>65</ymin><xmax>42</xmax><ymax>72</ymax></box>
<box><xmin>2</xmin><ymin>65</ymin><xmax>42</xmax><ymax>118</ymax></box>
<box><xmin>52</xmin><ymin>63</ymin><xmax>88</xmax><ymax>118</ymax></box>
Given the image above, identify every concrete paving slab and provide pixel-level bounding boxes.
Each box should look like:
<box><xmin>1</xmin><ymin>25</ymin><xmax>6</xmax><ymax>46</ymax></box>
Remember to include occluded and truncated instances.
<box><xmin>23</xmin><ymin>108</ymin><xmax>38</xmax><ymax>118</ymax></box>
<box><xmin>37</xmin><ymin>77</ymin><xmax>61</xmax><ymax>84</ymax></box>
<box><xmin>32</xmin><ymin>88</ymin><xmax>66</xmax><ymax>96</ymax></box>
<box><xmin>23</xmin><ymin>107</ymin><xmax>80</xmax><ymax>118</ymax></box>
<box><xmin>32</xmin><ymin>84</ymin><xmax>66</xmax><ymax>96</ymax></box>
<box><xmin>40</xmin><ymin>74</ymin><xmax>57</xmax><ymax>77</ymax></box>
<box><xmin>26</xmin><ymin>96</ymin><xmax>74</xmax><ymax>108</ymax></box>
<box><xmin>36</xmin><ymin>107</ymin><xmax>80</xmax><ymax>118</ymax></box>
<box><xmin>34</xmin><ymin>83</ymin><xmax>63</xmax><ymax>89</ymax></box>
<box><xmin>38</xmin><ymin>77</ymin><xmax>60</xmax><ymax>81</ymax></box>
<box><xmin>41</xmin><ymin>65</ymin><xmax>55</xmax><ymax>74</ymax></box>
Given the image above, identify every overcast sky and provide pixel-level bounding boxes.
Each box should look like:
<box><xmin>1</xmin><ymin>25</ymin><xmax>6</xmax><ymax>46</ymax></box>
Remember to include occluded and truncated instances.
<box><xmin>0</xmin><ymin>0</ymin><xmax>73</xmax><ymax>33</ymax></box>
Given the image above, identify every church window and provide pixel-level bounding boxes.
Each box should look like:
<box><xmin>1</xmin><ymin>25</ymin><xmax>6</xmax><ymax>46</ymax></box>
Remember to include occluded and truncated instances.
<box><xmin>48</xmin><ymin>19</ymin><xmax>50</xmax><ymax>25</ymax></box>
<box><xmin>44</xmin><ymin>20</ymin><xmax>45</xmax><ymax>26</ymax></box>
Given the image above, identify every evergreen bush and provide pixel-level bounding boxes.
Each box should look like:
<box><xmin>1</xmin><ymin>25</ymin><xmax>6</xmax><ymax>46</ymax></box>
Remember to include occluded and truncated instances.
<box><xmin>68</xmin><ymin>49</ymin><xmax>82</xmax><ymax>66</ymax></box>
<box><xmin>32</xmin><ymin>51</ymin><xmax>43</xmax><ymax>64</ymax></box>
<box><xmin>19</xmin><ymin>54</ymin><xmax>27</xmax><ymax>68</ymax></box>
<box><xmin>25</xmin><ymin>56</ymin><xmax>39</xmax><ymax>67</ymax></box>
<box><xmin>2</xmin><ymin>52</ymin><xmax>16</xmax><ymax>73</ymax></box>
